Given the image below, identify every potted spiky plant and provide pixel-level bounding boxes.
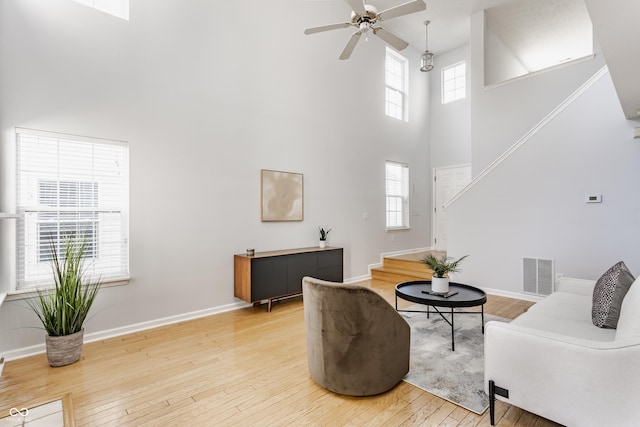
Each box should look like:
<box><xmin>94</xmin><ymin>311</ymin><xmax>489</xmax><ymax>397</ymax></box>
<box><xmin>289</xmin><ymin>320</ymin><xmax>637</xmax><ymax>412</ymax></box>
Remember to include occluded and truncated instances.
<box><xmin>27</xmin><ymin>237</ymin><xmax>101</xmax><ymax>367</ymax></box>
<box><xmin>318</xmin><ymin>227</ymin><xmax>331</xmax><ymax>248</ymax></box>
<box><xmin>421</xmin><ymin>253</ymin><xmax>468</xmax><ymax>294</ymax></box>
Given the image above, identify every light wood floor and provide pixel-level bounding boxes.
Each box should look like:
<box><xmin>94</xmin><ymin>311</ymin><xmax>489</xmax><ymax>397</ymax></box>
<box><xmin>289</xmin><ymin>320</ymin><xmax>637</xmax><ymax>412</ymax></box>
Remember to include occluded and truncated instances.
<box><xmin>0</xmin><ymin>279</ymin><xmax>561</xmax><ymax>426</ymax></box>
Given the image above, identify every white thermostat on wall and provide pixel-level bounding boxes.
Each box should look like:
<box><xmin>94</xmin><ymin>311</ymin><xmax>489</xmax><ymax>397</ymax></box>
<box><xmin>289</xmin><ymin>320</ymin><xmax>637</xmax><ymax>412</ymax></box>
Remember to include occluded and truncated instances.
<box><xmin>585</xmin><ymin>194</ymin><xmax>602</xmax><ymax>203</ymax></box>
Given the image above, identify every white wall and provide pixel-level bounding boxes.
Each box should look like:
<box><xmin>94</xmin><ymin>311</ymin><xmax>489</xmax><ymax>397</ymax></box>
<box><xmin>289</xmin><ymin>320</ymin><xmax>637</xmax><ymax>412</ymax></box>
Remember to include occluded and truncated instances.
<box><xmin>449</xmin><ymin>71</ymin><xmax>640</xmax><ymax>294</ymax></box>
<box><xmin>447</xmin><ymin>11</ymin><xmax>640</xmax><ymax>295</ymax></box>
<box><xmin>429</xmin><ymin>44</ymin><xmax>471</xmax><ymax>169</ymax></box>
<box><xmin>0</xmin><ymin>0</ymin><xmax>430</xmax><ymax>355</ymax></box>
<box><xmin>484</xmin><ymin>26</ymin><xmax>528</xmax><ymax>86</ymax></box>
<box><xmin>469</xmin><ymin>11</ymin><xmax>606</xmax><ymax>175</ymax></box>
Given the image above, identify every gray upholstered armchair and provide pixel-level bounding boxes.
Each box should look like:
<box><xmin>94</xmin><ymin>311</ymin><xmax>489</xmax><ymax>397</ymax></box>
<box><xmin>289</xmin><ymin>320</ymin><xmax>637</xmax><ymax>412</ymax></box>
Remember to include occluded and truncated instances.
<box><xmin>302</xmin><ymin>276</ymin><xmax>410</xmax><ymax>396</ymax></box>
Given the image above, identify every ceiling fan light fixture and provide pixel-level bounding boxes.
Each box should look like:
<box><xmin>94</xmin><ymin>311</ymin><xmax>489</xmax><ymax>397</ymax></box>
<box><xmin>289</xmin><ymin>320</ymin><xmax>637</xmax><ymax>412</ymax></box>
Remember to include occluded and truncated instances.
<box><xmin>359</xmin><ymin>21</ymin><xmax>371</xmax><ymax>32</ymax></box>
<box><xmin>304</xmin><ymin>0</ymin><xmax>426</xmax><ymax>60</ymax></box>
<box><xmin>420</xmin><ymin>20</ymin><xmax>433</xmax><ymax>72</ymax></box>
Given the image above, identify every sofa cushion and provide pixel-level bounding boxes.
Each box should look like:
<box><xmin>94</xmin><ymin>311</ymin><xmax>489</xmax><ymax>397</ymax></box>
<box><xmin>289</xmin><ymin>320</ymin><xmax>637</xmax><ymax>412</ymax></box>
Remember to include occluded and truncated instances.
<box><xmin>527</xmin><ymin>291</ymin><xmax>593</xmax><ymax>323</ymax></box>
<box><xmin>555</xmin><ymin>277</ymin><xmax>596</xmax><ymax>296</ymax></box>
<box><xmin>513</xmin><ymin>310</ymin><xmax>617</xmax><ymax>342</ymax></box>
<box><xmin>616</xmin><ymin>277</ymin><xmax>640</xmax><ymax>340</ymax></box>
<box><xmin>592</xmin><ymin>261</ymin><xmax>635</xmax><ymax>328</ymax></box>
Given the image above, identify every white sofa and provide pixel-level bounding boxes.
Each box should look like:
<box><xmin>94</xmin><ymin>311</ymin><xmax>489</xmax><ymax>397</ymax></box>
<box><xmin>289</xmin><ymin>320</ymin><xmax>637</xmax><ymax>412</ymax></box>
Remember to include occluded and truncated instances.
<box><xmin>485</xmin><ymin>276</ymin><xmax>640</xmax><ymax>426</ymax></box>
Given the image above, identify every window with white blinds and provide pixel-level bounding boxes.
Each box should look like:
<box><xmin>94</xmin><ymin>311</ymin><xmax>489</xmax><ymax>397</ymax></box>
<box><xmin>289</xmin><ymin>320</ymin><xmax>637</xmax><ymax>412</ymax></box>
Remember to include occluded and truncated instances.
<box><xmin>16</xmin><ymin>128</ymin><xmax>129</xmax><ymax>291</ymax></box>
<box><xmin>385</xmin><ymin>161</ymin><xmax>409</xmax><ymax>230</ymax></box>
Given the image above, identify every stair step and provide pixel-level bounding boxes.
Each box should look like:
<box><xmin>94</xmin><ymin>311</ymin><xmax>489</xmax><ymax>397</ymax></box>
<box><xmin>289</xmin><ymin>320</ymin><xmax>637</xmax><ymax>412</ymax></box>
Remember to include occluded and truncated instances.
<box><xmin>371</xmin><ymin>266</ymin><xmax>433</xmax><ymax>284</ymax></box>
<box><xmin>371</xmin><ymin>251</ymin><xmax>445</xmax><ymax>284</ymax></box>
<box><xmin>383</xmin><ymin>257</ymin><xmax>429</xmax><ymax>273</ymax></box>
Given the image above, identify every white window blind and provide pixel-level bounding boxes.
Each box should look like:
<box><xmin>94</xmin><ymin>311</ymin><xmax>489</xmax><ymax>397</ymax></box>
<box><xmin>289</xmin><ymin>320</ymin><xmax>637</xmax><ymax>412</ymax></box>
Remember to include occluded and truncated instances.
<box><xmin>385</xmin><ymin>161</ymin><xmax>409</xmax><ymax>229</ymax></box>
<box><xmin>442</xmin><ymin>61</ymin><xmax>466</xmax><ymax>104</ymax></box>
<box><xmin>16</xmin><ymin>128</ymin><xmax>129</xmax><ymax>290</ymax></box>
<box><xmin>385</xmin><ymin>48</ymin><xmax>408</xmax><ymax>121</ymax></box>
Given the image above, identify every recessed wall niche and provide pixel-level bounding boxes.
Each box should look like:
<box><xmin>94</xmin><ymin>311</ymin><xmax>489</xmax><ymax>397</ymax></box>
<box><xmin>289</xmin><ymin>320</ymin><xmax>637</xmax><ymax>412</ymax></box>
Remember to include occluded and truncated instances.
<box><xmin>484</xmin><ymin>0</ymin><xmax>593</xmax><ymax>86</ymax></box>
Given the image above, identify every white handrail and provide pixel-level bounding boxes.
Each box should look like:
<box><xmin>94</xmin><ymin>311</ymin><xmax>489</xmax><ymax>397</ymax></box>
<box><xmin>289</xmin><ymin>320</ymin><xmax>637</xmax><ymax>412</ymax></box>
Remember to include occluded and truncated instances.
<box><xmin>444</xmin><ymin>65</ymin><xmax>609</xmax><ymax>209</ymax></box>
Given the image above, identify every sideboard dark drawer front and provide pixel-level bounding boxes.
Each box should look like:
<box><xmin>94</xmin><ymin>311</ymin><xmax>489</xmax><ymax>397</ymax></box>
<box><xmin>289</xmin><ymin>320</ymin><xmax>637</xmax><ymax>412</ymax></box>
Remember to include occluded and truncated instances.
<box><xmin>317</xmin><ymin>249</ymin><xmax>343</xmax><ymax>282</ymax></box>
<box><xmin>251</xmin><ymin>256</ymin><xmax>287</xmax><ymax>301</ymax></box>
<box><xmin>318</xmin><ymin>249</ymin><xmax>342</xmax><ymax>269</ymax></box>
<box><xmin>287</xmin><ymin>252</ymin><xmax>317</xmax><ymax>294</ymax></box>
<box><xmin>317</xmin><ymin>265</ymin><xmax>343</xmax><ymax>283</ymax></box>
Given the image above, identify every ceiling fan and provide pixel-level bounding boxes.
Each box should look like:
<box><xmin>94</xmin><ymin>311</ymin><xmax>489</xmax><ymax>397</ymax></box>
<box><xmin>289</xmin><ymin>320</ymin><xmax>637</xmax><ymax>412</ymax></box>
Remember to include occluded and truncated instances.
<box><xmin>304</xmin><ymin>0</ymin><xmax>426</xmax><ymax>60</ymax></box>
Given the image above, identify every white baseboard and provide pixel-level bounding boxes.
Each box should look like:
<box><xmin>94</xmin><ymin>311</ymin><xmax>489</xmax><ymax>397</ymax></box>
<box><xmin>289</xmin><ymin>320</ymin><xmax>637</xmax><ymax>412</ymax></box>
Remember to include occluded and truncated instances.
<box><xmin>344</xmin><ymin>274</ymin><xmax>371</xmax><ymax>284</ymax></box>
<box><xmin>378</xmin><ymin>246</ymin><xmax>432</xmax><ymax>262</ymax></box>
<box><xmin>367</xmin><ymin>246</ymin><xmax>432</xmax><ymax>273</ymax></box>
<box><xmin>481</xmin><ymin>286</ymin><xmax>544</xmax><ymax>303</ymax></box>
<box><xmin>3</xmin><ymin>300</ymin><xmax>252</xmax><ymax>362</ymax></box>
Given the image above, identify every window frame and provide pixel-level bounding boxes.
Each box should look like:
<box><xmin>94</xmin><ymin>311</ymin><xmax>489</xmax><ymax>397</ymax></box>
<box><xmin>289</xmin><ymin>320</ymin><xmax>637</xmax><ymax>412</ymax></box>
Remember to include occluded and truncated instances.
<box><xmin>14</xmin><ymin>128</ymin><xmax>130</xmax><ymax>294</ymax></box>
<box><xmin>385</xmin><ymin>161</ymin><xmax>410</xmax><ymax>230</ymax></box>
<box><xmin>385</xmin><ymin>47</ymin><xmax>409</xmax><ymax>122</ymax></box>
<box><xmin>442</xmin><ymin>61</ymin><xmax>467</xmax><ymax>104</ymax></box>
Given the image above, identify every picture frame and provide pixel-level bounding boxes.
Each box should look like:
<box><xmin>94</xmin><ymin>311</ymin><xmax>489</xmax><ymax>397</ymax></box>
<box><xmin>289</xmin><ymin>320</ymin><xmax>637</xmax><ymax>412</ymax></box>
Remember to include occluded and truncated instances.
<box><xmin>260</xmin><ymin>169</ymin><xmax>304</xmax><ymax>222</ymax></box>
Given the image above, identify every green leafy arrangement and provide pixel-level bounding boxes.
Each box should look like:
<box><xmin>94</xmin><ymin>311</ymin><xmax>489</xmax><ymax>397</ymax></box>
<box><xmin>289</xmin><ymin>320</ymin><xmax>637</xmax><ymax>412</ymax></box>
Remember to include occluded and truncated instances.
<box><xmin>318</xmin><ymin>227</ymin><xmax>332</xmax><ymax>241</ymax></box>
<box><xmin>421</xmin><ymin>254</ymin><xmax>469</xmax><ymax>278</ymax></box>
<box><xmin>27</xmin><ymin>238</ymin><xmax>101</xmax><ymax>337</ymax></box>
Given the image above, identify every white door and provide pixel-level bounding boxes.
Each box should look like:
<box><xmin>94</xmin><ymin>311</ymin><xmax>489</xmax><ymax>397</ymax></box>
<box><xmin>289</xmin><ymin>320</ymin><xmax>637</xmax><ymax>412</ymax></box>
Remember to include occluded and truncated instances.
<box><xmin>433</xmin><ymin>165</ymin><xmax>471</xmax><ymax>251</ymax></box>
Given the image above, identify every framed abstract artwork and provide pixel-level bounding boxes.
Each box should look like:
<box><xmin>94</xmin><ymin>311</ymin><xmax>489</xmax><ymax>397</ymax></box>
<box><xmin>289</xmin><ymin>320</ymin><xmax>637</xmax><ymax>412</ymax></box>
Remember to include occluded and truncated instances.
<box><xmin>261</xmin><ymin>169</ymin><xmax>304</xmax><ymax>222</ymax></box>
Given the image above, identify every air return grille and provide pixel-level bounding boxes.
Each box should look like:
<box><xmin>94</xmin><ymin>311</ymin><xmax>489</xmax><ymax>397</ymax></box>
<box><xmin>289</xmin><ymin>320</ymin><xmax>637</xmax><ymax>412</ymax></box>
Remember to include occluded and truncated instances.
<box><xmin>523</xmin><ymin>258</ymin><xmax>554</xmax><ymax>296</ymax></box>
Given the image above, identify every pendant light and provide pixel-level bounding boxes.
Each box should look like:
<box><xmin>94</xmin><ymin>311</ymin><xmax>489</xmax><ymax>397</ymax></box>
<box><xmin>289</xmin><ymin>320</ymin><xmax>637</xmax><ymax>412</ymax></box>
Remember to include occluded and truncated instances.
<box><xmin>420</xmin><ymin>21</ymin><xmax>434</xmax><ymax>72</ymax></box>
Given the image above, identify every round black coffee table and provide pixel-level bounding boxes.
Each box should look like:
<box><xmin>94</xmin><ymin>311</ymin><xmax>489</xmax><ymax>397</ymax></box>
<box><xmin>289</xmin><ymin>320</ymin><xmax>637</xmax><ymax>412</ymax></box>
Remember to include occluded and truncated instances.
<box><xmin>395</xmin><ymin>281</ymin><xmax>487</xmax><ymax>351</ymax></box>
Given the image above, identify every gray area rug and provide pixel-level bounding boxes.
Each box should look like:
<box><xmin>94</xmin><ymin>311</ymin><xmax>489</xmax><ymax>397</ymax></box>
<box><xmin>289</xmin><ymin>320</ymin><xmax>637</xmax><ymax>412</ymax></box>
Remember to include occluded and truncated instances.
<box><xmin>400</xmin><ymin>307</ymin><xmax>508</xmax><ymax>414</ymax></box>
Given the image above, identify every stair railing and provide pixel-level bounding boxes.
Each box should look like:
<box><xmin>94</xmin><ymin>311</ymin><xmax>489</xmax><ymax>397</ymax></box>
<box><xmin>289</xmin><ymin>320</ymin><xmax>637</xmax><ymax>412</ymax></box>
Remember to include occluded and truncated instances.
<box><xmin>443</xmin><ymin>65</ymin><xmax>609</xmax><ymax>210</ymax></box>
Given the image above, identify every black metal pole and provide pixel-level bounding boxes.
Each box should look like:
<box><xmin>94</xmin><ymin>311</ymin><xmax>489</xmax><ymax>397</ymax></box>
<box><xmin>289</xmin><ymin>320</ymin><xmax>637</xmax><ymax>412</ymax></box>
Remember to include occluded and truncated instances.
<box><xmin>451</xmin><ymin>307</ymin><xmax>455</xmax><ymax>351</ymax></box>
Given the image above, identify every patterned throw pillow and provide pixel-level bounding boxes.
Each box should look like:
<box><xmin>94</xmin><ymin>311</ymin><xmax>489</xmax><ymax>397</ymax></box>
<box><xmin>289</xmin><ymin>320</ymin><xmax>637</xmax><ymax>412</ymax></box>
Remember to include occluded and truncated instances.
<box><xmin>592</xmin><ymin>261</ymin><xmax>635</xmax><ymax>328</ymax></box>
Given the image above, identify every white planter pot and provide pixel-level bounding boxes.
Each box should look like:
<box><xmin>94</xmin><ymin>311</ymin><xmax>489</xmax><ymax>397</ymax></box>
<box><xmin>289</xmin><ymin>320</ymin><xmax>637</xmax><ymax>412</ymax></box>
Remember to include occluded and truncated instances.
<box><xmin>431</xmin><ymin>277</ymin><xmax>450</xmax><ymax>294</ymax></box>
<box><xmin>319</xmin><ymin>240</ymin><xmax>326</xmax><ymax>248</ymax></box>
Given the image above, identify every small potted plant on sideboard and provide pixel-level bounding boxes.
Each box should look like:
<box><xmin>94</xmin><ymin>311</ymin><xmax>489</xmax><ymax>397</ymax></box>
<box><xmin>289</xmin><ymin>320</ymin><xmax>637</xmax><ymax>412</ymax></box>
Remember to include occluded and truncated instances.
<box><xmin>318</xmin><ymin>227</ymin><xmax>331</xmax><ymax>248</ymax></box>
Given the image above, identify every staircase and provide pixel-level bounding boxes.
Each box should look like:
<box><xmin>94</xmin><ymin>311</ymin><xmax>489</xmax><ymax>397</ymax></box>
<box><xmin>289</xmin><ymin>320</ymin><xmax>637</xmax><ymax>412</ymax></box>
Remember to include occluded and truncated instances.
<box><xmin>371</xmin><ymin>251</ymin><xmax>444</xmax><ymax>284</ymax></box>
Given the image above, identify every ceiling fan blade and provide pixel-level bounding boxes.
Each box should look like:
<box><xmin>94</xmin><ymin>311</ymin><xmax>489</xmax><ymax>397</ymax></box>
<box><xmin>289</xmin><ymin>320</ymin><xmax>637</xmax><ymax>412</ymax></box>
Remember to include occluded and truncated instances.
<box><xmin>304</xmin><ymin>22</ymin><xmax>351</xmax><ymax>35</ymax></box>
<box><xmin>339</xmin><ymin>31</ymin><xmax>362</xmax><ymax>60</ymax></box>
<box><xmin>345</xmin><ymin>0</ymin><xmax>366</xmax><ymax>15</ymax></box>
<box><xmin>378</xmin><ymin>0</ymin><xmax>426</xmax><ymax>21</ymax></box>
<box><xmin>374</xmin><ymin>27</ymin><xmax>409</xmax><ymax>51</ymax></box>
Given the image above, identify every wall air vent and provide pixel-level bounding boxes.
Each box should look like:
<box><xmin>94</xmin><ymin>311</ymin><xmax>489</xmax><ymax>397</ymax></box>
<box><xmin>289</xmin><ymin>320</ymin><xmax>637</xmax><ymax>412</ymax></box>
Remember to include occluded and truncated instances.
<box><xmin>523</xmin><ymin>258</ymin><xmax>554</xmax><ymax>296</ymax></box>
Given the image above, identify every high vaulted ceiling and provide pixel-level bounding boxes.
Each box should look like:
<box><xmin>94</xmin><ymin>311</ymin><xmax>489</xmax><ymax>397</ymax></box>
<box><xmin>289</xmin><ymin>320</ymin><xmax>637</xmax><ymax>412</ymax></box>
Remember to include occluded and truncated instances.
<box><xmin>307</xmin><ymin>0</ymin><xmax>593</xmax><ymax>62</ymax></box>
<box><xmin>309</xmin><ymin>0</ymin><xmax>640</xmax><ymax>120</ymax></box>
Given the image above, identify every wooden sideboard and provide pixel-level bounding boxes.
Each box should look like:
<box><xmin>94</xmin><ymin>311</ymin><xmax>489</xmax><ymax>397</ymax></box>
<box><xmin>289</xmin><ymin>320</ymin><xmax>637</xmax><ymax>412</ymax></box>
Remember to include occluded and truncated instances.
<box><xmin>234</xmin><ymin>247</ymin><xmax>343</xmax><ymax>311</ymax></box>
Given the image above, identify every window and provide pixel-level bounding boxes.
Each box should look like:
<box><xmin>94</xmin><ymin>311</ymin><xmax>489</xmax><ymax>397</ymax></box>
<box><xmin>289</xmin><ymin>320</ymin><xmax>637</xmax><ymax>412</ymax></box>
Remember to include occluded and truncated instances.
<box><xmin>442</xmin><ymin>61</ymin><xmax>466</xmax><ymax>104</ymax></box>
<box><xmin>385</xmin><ymin>161</ymin><xmax>409</xmax><ymax>230</ymax></box>
<box><xmin>385</xmin><ymin>48</ymin><xmax>408</xmax><ymax>121</ymax></box>
<box><xmin>16</xmin><ymin>128</ymin><xmax>129</xmax><ymax>291</ymax></box>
